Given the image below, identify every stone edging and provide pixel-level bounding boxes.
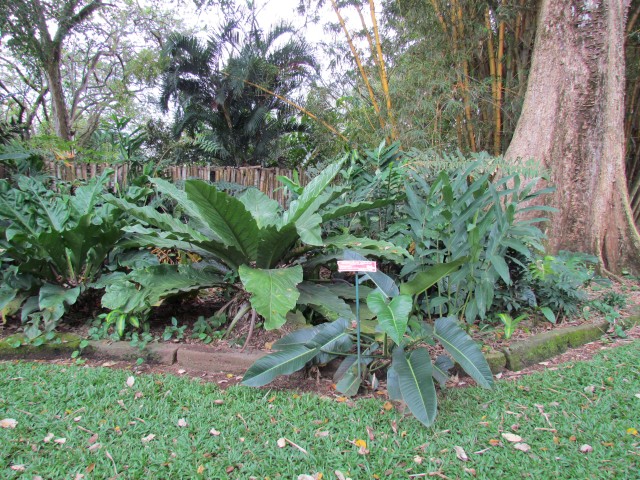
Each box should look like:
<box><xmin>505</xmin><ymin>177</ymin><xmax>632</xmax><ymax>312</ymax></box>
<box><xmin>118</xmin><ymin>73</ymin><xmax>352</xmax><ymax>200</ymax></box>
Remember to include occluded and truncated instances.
<box><xmin>0</xmin><ymin>316</ymin><xmax>638</xmax><ymax>376</ymax></box>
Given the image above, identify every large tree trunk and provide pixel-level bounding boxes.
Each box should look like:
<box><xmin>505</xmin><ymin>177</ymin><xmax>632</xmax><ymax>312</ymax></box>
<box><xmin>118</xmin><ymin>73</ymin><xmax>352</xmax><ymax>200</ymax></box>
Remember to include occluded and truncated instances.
<box><xmin>45</xmin><ymin>60</ymin><xmax>73</xmax><ymax>142</ymax></box>
<box><xmin>505</xmin><ymin>0</ymin><xmax>640</xmax><ymax>275</ymax></box>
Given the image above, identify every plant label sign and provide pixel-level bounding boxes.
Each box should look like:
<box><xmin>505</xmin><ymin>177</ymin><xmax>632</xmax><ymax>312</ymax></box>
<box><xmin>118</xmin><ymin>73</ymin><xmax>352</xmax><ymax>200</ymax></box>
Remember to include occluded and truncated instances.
<box><xmin>337</xmin><ymin>260</ymin><xmax>377</xmax><ymax>272</ymax></box>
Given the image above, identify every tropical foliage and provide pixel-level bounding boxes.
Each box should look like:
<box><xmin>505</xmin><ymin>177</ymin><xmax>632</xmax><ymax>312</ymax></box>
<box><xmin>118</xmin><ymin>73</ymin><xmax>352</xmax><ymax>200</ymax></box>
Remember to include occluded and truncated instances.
<box><xmin>159</xmin><ymin>18</ymin><xmax>317</xmax><ymax>166</ymax></box>
<box><xmin>243</xmin><ymin>256</ymin><xmax>494</xmax><ymax>427</ymax></box>
<box><xmin>103</xmin><ymin>155</ymin><xmax>402</xmax><ymax>331</ymax></box>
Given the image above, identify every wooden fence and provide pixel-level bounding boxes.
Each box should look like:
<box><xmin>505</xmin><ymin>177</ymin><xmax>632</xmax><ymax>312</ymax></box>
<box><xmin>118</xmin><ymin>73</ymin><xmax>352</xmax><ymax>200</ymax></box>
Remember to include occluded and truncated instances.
<box><xmin>2</xmin><ymin>161</ymin><xmax>307</xmax><ymax>205</ymax></box>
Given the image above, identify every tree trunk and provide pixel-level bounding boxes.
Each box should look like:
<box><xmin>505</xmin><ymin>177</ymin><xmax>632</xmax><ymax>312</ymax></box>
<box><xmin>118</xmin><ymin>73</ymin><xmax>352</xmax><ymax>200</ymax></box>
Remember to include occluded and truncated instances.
<box><xmin>45</xmin><ymin>60</ymin><xmax>73</xmax><ymax>141</ymax></box>
<box><xmin>505</xmin><ymin>0</ymin><xmax>640</xmax><ymax>275</ymax></box>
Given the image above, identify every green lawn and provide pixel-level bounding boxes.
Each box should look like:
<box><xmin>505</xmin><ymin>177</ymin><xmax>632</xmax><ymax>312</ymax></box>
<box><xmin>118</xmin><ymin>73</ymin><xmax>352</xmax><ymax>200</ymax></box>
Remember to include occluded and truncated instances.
<box><xmin>1</xmin><ymin>342</ymin><xmax>638</xmax><ymax>479</ymax></box>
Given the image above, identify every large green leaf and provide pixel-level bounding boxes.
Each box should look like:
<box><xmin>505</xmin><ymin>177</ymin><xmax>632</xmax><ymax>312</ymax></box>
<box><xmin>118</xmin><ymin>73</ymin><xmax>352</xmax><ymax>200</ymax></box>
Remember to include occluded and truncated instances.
<box><xmin>344</xmin><ymin>250</ymin><xmax>399</xmax><ymax>298</ymax></box>
<box><xmin>38</xmin><ymin>284</ymin><xmax>81</xmax><ymax>323</ymax></box>
<box><xmin>297</xmin><ymin>282</ymin><xmax>354</xmax><ymax>321</ymax></box>
<box><xmin>101</xmin><ymin>265</ymin><xmax>224</xmax><ymax>313</ymax></box>
<box><xmin>239</xmin><ymin>265</ymin><xmax>303</xmax><ymax>330</ymax></box>
<box><xmin>367</xmin><ymin>291</ymin><xmax>412</xmax><ymax>346</ymax></box>
<box><xmin>433</xmin><ymin>317</ymin><xmax>494</xmax><ymax>388</ymax></box>
<box><xmin>238</xmin><ymin>188</ymin><xmax>280</xmax><ymax>228</ymax></box>
<box><xmin>399</xmin><ymin>256</ymin><xmax>469</xmax><ymax>296</ymax></box>
<box><xmin>386</xmin><ymin>364</ymin><xmax>403</xmax><ymax>401</ymax></box>
<box><xmin>242</xmin><ymin>345</ymin><xmax>319</xmax><ymax>387</ymax></box>
<box><xmin>280</xmin><ymin>157</ymin><xmax>345</xmax><ymax>227</ymax></box>
<box><xmin>321</xmin><ymin>198</ymin><xmax>397</xmax><ymax>222</ymax></box>
<box><xmin>185</xmin><ymin>180</ymin><xmax>259</xmax><ymax>259</ymax></box>
<box><xmin>295</xmin><ymin>212</ymin><xmax>323</xmax><ymax>246</ymax></box>
<box><xmin>307</xmin><ymin>317</ymin><xmax>352</xmax><ymax>364</ymax></box>
<box><xmin>392</xmin><ymin>347</ymin><xmax>438</xmax><ymax>427</ymax></box>
<box><xmin>335</xmin><ymin>363</ymin><xmax>361</xmax><ymax>397</ymax></box>
<box><xmin>255</xmin><ymin>223</ymin><xmax>300</xmax><ymax>269</ymax></box>
<box><xmin>70</xmin><ymin>170</ymin><xmax>111</xmax><ymax>217</ymax></box>
<box><xmin>327</xmin><ymin>234</ymin><xmax>410</xmax><ymax>262</ymax></box>
<box><xmin>107</xmin><ymin>195</ymin><xmax>209</xmax><ymax>242</ymax></box>
<box><xmin>272</xmin><ymin>326</ymin><xmax>319</xmax><ymax>350</ymax></box>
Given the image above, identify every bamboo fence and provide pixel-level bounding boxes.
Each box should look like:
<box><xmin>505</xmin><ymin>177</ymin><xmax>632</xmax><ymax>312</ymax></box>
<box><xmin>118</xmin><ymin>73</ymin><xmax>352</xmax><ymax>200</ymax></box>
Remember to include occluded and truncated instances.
<box><xmin>1</xmin><ymin>161</ymin><xmax>307</xmax><ymax>205</ymax></box>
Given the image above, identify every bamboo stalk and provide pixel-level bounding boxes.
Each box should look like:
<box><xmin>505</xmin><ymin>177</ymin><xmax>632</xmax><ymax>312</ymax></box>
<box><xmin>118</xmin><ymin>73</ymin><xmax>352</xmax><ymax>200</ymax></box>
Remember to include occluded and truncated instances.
<box><xmin>368</xmin><ymin>0</ymin><xmax>397</xmax><ymax>140</ymax></box>
<box><xmin>486</xmin><ymin>8</ymin><xmax>498</xmax><ymax>154</ymax></box>
<box><xmin>495</xmin><ymin>0</ymin><xmax>506</xmax><ymax>155</ymax></box>
<box><xmin>330</xmin><ymin>0</ymin><xmax>385</xmax><ymax>132</ymax></box>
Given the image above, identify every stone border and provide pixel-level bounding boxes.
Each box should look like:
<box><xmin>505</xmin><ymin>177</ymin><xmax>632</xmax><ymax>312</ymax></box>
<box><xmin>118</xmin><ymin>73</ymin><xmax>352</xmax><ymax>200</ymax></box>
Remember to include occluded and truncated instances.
<box><xmin>1</xmin><ymin>316</ymin><xmax>638</xmax><ymax>376</ymax></box>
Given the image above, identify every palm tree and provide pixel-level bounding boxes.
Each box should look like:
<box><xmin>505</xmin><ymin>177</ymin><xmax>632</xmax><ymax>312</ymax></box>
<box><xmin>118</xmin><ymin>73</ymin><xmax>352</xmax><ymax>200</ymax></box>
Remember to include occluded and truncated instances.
<box><xmin>159</xmin><ymin>19</ymin><xmax>317</xmax><ymax>167</ymax></box>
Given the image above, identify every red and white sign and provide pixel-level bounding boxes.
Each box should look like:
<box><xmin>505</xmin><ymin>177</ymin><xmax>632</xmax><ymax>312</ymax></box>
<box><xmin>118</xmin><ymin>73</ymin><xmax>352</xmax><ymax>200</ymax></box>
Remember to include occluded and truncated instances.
<box><xmin>337</xmin><ymin>260</ymin><xmax>377</xmax><ymax>272</ymax></box>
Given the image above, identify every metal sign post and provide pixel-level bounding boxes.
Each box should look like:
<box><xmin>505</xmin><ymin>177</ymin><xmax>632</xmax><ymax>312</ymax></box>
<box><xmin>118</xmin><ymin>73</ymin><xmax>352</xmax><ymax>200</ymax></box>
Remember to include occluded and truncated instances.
<box><xmin>337</xmin><ymin>260</ymin><xmax>377</xmax><ymax>379</ymax></box>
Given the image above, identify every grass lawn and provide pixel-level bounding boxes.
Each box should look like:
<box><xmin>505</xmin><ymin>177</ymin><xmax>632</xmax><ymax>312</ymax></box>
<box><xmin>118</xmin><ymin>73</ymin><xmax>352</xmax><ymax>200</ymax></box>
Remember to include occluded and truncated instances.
<box><xmin>1</xmin><ymin>342</ymin><xmax>639</xmax><ymax>479</ymax></box>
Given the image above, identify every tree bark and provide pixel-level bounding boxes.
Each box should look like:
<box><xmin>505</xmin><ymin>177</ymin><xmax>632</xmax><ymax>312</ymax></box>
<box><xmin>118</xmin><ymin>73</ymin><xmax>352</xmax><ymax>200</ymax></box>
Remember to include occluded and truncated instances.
<box><xmin>505</xmin><ymin>0</ymin><xmax>640</xmax><ymax>275</ymax></box>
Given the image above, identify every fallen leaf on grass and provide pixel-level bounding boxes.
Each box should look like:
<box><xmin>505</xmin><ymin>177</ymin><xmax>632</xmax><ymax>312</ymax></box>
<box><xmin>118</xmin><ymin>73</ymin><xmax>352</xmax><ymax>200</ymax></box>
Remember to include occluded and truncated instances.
<box><xmin>213</xmin><ymin>399</ymin><xmax>224</xmax><ymax>405</ymax></box>
<box><xmin>197</xmin><ymin>465</ymin><xmax>205</xmax><ymax>474</ymax></box>
<box><xmin>10</xmin><ymin>465</ymin><xmax>25</xmax><ymax>472</ymax></box>
<box><xmin>44</xmin><ymin>433</ymin><xmax>54</xmax><ymax>443</ymax></box>
<box><xmin>178</xmin><ymin>369</ymin><xmax>186</xmax><ymax>374</ymax></box>
<box><xmin>177</xmin><ymin>418</ymin><xmax>187</xmax><ymax>428</ymax></box>
<box><xmin>315</xmin><ymin>431</ymin><xmax>329</xmax><ymax>438</ymax></box>
<box><xmin>87</xmin><ymin>434</ymin><xmax>98</xmax><ymax>445</ymax></box>
<box><xmin>86</xmin><ymin>463</ymin><xmax>95</xmax><ymax>473</ymax></box>
<box><xmin>0</xmin><ymin>418</ymin><xmax>17</xmax><ymax>429</ymax></box>
<box><xmin>277</xmin><ymin>438</ymin><xmax>286</xmax><ymax>448</ymax></box>
<box><xmin>627</xmin><ymin>428</ymin><xmax>638</xmax><ymax>436</ymax></box>
<box><xmin>54</xmin><ymin>438</ymin><xmax>66</xmax><ymax>444</ymax></box>
<box><xmin>488</xmin><ymin>439</ymin><xmax>501</xmax><ymax>446</ymax></box>
<box><xmin>414</xmin><ymin>455</ymin><xmax>424</xmax><ymax>464</ymax></box>
<box><xmin>454</xmin><ymin>446</ymin><xmax>469</xmax><ymax>461</ymax></box>
<box><xmin>501</xmin><ymin>433</ymin><xmax>522</xmax><ymax>443</ymax></box>
<box><xmin>366</xmin><ymin>426</ymin><xmax>375</xmax><ymax>441</ymax></box>
<box><xmin>580</xmin><ymin>444</ymin><xmax>593</xmax><ymax>453</ymax></box>
<box><xmin>382</xmin><ymin>401</ymin><xmax>393</xmax><ymax>411</ymax></box>
<box><xmin>569</xmin><ymin>435</ymin><xmax>577</xmax><ymax>442</ymax></box>
<box><xmin>209</xmin><ymin>428</ymin><xmax>221</xmax><ymax>436</ymax></box>
<box><xmin>513</xmin><ymin>443</ymin><xmax>531</xmax><ymax>452</ymax></box>
<box><xmin>117</xmin><ymin>400</ymin><xmax>127</xmax><ymax>410</ymax></box>
<box><xmin>464</xmin><ymin>467</ymin><xmax>477</xmax><ymax>476</ymax></box>
<box><xmin>88</xmin><ymin>443</ymin><xmax>101</xmax><ymax>452</ymax></box>
<box><xmin>126</xmin><ymin>376</ymin><xmax>135</xmax><ymax>388</ymax></box>
<box><xmin>354</xmin><ymin>439</ymin><xmax>367</xmax><ymax>449</ymax></box>
<box><xmin>141</xmin><ymin>434</ymin><xmax>156</xmax><ymax>443</ymax></box>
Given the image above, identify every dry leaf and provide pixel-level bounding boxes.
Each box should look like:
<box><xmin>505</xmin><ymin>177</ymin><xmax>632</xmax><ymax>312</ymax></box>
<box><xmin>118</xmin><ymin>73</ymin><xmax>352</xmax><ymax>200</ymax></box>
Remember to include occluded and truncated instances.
<box><xmin>627</xmin><ymin>428</ymin><xmax>638</xmax><ymax>436</ymax></box>
<box><xmin>297</xmin><ymin>475</ymin><xmax>315</xmax><ymax>480</ymax></box>
<box><xmin>54</xmin><ymin>438</ymin><xmax>66</xmax><ymax>444</ymax></box>
<box><xmin>513</xmin><ymin>443</ymin><xmax>531</xmax><ymax>452</ymax></box>
<box><xmin>134</xmin><ymin>391</ymin><xmax>144</xmax><ymax>399</ymax></box>
<box><xmin>117</xmin><ymin>399</ymin><xmax>126</xmax><ymax>410</ymax></box>
<box><xmin>413</xmin><ymin>455</ymin><xmax>424</xmax><ymax>464</ymax></box>
<box><xmin>177</xmin><ymin>418</ymin><xmax>187</xmax><ymax>427</ymax></box>
<box><xmin>126</xmin><ymin>376</ymin><xmax>135</xmax><ymax>388</ymax></box>
<box><xmin>178</xmin><ymin>369</ymin><xmax>186</xmax><ymax>374</ymax></box>
<box><xmin>87</xmin><ymin>434</ymin><xmax>99</xmax><ymax>445</ymax></box>
<box><xmin>88</xmin><ymin>443</ymin><xmax>101</xmax><ymax>452</ymax></box>
<box><xmin>141</xmin><ymin>434</ymin><xmax>156</xmax><ymax>443</ymax></box>
<box><xmin>580</xmin><ymin>444</ymin><xmax>593</xmax><ymax>453</ymax></box>
<box><xmin>10</xmin><ymin>465</ymin><xmax>26</xmax><ymax>472</ymax></box>
<box><xmin>0</xmin><ymin>418</ymin><xmax>17</xmax><ymax>429</ymax></box>
<box><xmin>197</xmin><ymin>465</ymin><xmax>205</xmax><ymax>474</ymax></box>
<box><xmin>44</xmin><ymin>432</ymin><xmax>54</xmax><ymax>443</ymax></box>
<box><xmin>584</xmin><ymin>385</ymin><xmax>595</xmax><ymax>394</ymax></box>
<box><xmin>335</xmin><ymin>470</ymin><xmax>348</xmax><ymax>480</ymax></box>
<box><xmin>102</xmin><ymin>361</ymin><xmax>117</xmax><ymax>367</ymax></box>
<box><xmin>315</xmin><ymin>431</ymin><xmax>329</xmax><ymax>438</ymax></box>
<box><xmin>214</xmin><ymin>399</ymin><xmax>224</xmax><ymax>405</ymax></box>
<box><xmin>277</xmin><ymin>438</ymin><xmax>286</xmax><ymax>448</ymax></box>
<box><xmin>209</xmin><ymin>428</ymin><xmax>221</xmax><ymax>436</ymax></box>
<box><xmin>74</xmin><ymin>416</ymin><xmax>82</xmax><ymax>422</ymax></box>
<box><xmin>74</xmin><ymin>474</ymin><xmax>84</xmax><ymax>480</ymax></box>
<box><xmin>454</xmin><ymin>445</ymin><xmax>469</xmax><ymax>461</ymax></box>
<box><xmin>86</xmin><ymin>464</ymin><xmax>95</xmax><ymax>474</ymax></box>
<box><xmin>501</xmin><ymin>433</ymin><xmax>522</xmax><ymax>443</ymax></box>
<box><xmin>569</xmin><ymin>435</ymin><xmax>577</xmax><ymax>442</ymax></box>
<box><xmin>225</xmin><ymin>466</ymin><xmax>234</xmax><ymax>473</ymax></box>
<box><xmin>354</xmin><ymin>439</ymin><xmax>367</xmax><ymax>449</ymax></box>
<box><xmin>382</xmin><ymin>401</ymin><xmax>394</xmax><ymax>411</ymax></box>
<box><xmin>488</xmin><ymin>439</ymin><xmax>500</xmax><ymax>446</ymax></box>
<box><xmin>553</xmin><ymin>436</ymin><xmax>560</xmax><ymax>445</ymax></box>
<box><xmin>464</xmin><ymin>467</ymin><xmax>477</xmax><ymax>476</ymax></box>
<box><xmin>366</xmin><ymin>426</ymin><xmax>375</xmax><ymax>441</ymax></box>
